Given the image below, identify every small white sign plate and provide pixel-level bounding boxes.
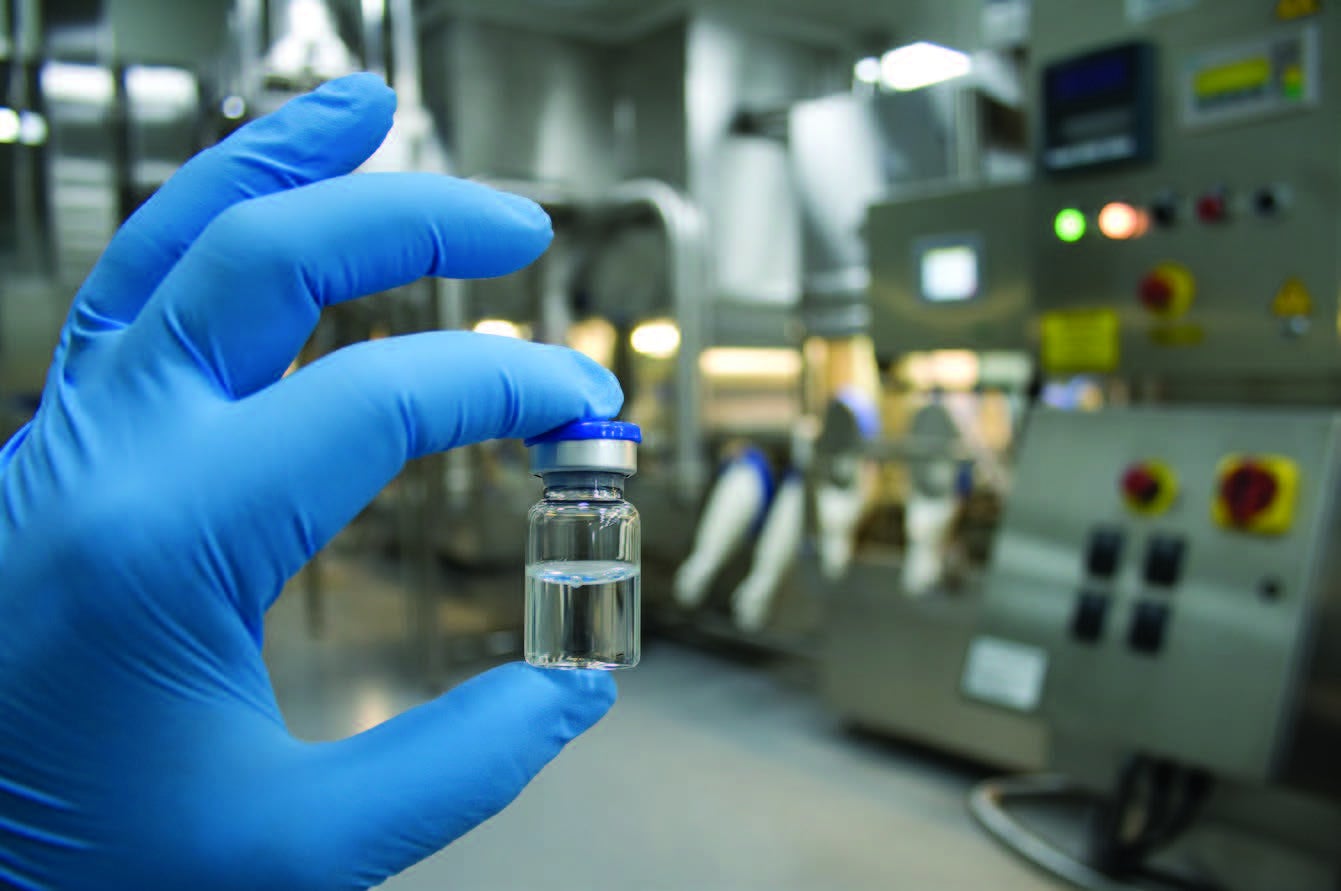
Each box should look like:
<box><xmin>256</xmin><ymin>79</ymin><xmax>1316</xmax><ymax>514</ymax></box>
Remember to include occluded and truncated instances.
<box><xmin>962</xmin><ymin>636</ymin><xmax>1048</xmax><ymax>712</ymax></box>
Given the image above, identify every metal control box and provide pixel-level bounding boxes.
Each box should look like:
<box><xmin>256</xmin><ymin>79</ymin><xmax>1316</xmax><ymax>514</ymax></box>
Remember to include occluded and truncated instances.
<box><xmin>867</xmin><ymin>182</ymin><xmax>1034</xmax><ymax>360</ymax></box>
<box><xmin>1029</xmin><ymin>0</ymin><xmax>1341</xmax><ymax>381</ymax></box>
<box><xmin>967</xmin><ymin>407</ymin><xmax>1341</xmax><ymax>797</ymax></box>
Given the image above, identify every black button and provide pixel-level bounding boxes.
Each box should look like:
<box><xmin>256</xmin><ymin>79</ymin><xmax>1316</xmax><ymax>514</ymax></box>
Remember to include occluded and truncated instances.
<box><xmin>1254</xmin><ymin>189</ymin><xmax>1279</xmax><ymax>216</ymax></box>
<box><xmin>1071</xmin><ymin>592</ymin><xmax>1109</xmax><ymax>643</ymax></box>
<box><xmin>1152</xmin><ymin>198</ymin><xmax>1178</xmax><ymax>227</ymax></box>
<box><xmin>1087</xmin><ymin>527</ymin><xmax>1125</xmax><ymax>578</ymax></box>
<box><xmin>1254</xmin><ymin>186</ymin><xmax>1288</xmax><ymax>217</ymax></box>
<box><xmin>1144</xmin><ymin>535</ymin><xmax>1187</xmax><ymax>587</ymax></box>
<box><xmin>1129</xmin><ymin>601</ymin><xmax>1171</xmax><ymax>653</ymax></box>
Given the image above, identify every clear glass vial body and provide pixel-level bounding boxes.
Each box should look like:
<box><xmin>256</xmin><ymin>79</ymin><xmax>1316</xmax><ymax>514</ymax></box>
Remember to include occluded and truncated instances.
<box><xmin>525</xmin><ymin>471</ymin><xmax>641</xmax><ymax>669</ymax></box>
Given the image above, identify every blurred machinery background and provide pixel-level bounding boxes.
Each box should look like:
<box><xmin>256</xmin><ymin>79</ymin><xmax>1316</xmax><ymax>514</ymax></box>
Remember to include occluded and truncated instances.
<box><xmin>957</xmin><ymin>2</ymin><xmax>1341</xmax><ymax>889</ymax></box>
<box><xmin>2</xmin><ymin>0</ymin><xmax>1339</xmax><ymax>888</ymax></box>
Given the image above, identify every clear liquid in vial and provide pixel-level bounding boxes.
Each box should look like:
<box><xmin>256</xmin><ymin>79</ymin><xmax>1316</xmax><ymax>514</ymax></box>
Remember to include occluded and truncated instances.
<box><xmin>525</xmin><ymin>559</ymin><xmax>640</xmax><ymax>669</ymax></box>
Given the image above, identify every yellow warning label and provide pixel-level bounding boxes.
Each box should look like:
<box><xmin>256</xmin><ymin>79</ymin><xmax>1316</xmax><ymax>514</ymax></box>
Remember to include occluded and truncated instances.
<box><xmin>1276</xmin><ymin>0</ymin><xmax>1321</xmax><ymax>20</ymax></box>
<box><xmin>1271</xmin><ymin>277</ymin><xmax>1313</xmax><ymax>317</ymax></box>
<box><xmin>1041</xmin><ymin>309</ymin><xmax>1119</xmax><ymax>374</ymax></box>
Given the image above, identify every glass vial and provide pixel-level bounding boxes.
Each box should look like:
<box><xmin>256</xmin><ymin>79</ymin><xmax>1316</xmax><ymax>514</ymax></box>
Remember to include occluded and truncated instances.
<box><xmin>524</xmin><ymin>421</ymin><xmax>642</xmax><ymax>669</ymax></box>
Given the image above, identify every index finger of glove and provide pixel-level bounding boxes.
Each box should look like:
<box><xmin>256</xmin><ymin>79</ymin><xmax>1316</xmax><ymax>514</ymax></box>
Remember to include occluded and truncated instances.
<box><xmin>67</xmin><ymin>74</ymin><xmax>395</xmax><ymax>344</ymax></box>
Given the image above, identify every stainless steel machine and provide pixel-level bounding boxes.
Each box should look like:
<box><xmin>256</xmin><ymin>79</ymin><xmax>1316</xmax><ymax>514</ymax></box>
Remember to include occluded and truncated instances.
<box><xmin>960</xmin><ymin>1</ymin><xmax>1341</xmax><ymax>888</ymax></box>
<box><xmin>968</xmin><ymin>406</ymin><xmax>1341</xmax><ymax>891</ymax></box>
<box><xmin>1</xmin><ymin>1</ymin><xmax>227</xmax><ymax>403</ymax></box>
<box><xmin>818</xmin><ymin>181</ymin><xmax>1048</xmax><ymax>771</ymax></box>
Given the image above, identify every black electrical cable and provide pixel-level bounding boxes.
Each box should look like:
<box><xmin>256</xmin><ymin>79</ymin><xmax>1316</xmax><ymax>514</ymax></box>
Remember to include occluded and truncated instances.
<box><xmin>1125</xmin><ymin>758</ymin><xmax>1182</xmax><ymax>863</ymax></box>
<box><xmin>1085</xmin><ymin>756</ymin><xmax>1226</xmax><ymax>891</ymax></box>
<box><xmin>970</xmin><ymin>774</ymin><xmax>1230</xmax><ymax>891</ymax></box>
<box><xmin>1130</xmin><ymin>766</ymin><xmax>1220</xmax><ymax>891</ymax></box>
<box><xmin>1087</xmin><ymin>754</ymin><xmax>1149</xmax><ymax>876</ymax></box>
<box><xmin>1131</xmin><ymin>762</ymin><xmax>1215</xmax><ymax>861</ymax></box>
<box><xmin>1132</xmin><ymin>759</ymin><xmax>1177</xmax><ymax>853</ymax></box>
<box><xmin>1162</xmin><ymin>768</ymin><xmax>1214</xmax><ymax>844</ymax></box>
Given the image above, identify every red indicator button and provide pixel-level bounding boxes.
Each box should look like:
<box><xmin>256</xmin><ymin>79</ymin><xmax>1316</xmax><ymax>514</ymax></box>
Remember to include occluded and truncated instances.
<box><xmin>1196</xmin><ymin>191</ymin><xmax>1229</xmax><ymax>224</ymax></box>
<box><xmin>1122</xmin><ymin>466</ymin><xmax>1162</xmax><ymax>506</ymax></box>
<box><xmin>1121</xmin><ymin>461</ymin><xmax>1177</xmax><ymax>514</ymax></box>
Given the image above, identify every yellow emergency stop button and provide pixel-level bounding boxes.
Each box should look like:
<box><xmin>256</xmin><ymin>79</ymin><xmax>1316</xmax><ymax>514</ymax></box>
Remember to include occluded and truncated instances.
<box><xmin>1120</xmin><ymin>460</ymin><xmax>1178</xmax><ymax>515</ymax></box>
<box><xmin>1138</xmin><ymin>263</ymin><xmax>1196</xmax><ymax>318</ymax></box>
<box><xmin>1212</xmin><ymin>454</ymin><xmax>1299</xmax><ymax>535</ymax></box>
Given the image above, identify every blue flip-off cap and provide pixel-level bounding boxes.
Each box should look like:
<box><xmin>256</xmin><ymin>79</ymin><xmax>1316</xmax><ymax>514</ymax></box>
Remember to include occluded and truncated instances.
<box><xmin>525</xmin><ymin>420</ymin><xmax>643</xmax><ymax>447</ymax></box>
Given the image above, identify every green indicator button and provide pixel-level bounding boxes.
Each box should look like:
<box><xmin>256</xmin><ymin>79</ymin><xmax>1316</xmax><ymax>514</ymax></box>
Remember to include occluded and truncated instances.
<box><xmin>1055</xmin><ymin>208</ymin><xmax>1087</xmax><ymax>243</ymax></box>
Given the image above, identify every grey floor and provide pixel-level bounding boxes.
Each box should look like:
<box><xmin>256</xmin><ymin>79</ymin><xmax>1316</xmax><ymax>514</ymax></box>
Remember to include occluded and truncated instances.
<box><xmin>265</xmin><ymin>557</ymin><xmax>1064</xmax><ymax>891</ymax></box>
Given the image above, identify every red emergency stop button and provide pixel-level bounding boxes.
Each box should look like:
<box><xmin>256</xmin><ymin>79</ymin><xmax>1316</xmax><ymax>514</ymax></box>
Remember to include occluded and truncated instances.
<box><xmin>1212</xmin><ymin>454</ymin><xmax>1298</xmax><ymax>535</ymax></box>
<box><xmin>1139</xmin><ymin>275</ymin><xmax>1173</xmax><ymax>312</ymax></box>
<box><xmin>1138</xmin><ymin>263</ymin><xmax>1196</xmax><ymax>318</ymax></box>
<box><xmin>1121</xmin><ymin>461</ymin><xmax>1177</xmax><ymax>515</ymax></box>
<box><xmin>1219</xmin><ymin>463</ymin><xmax>1277</xmax><ymax>525</ymax></box>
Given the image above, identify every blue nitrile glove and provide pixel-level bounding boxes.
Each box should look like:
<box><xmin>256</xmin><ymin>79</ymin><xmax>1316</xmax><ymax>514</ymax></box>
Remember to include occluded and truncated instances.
<box><xmin>0</xmin><ymin>74</ymin><xmax>620</xmax><ymax>890</ymax></box>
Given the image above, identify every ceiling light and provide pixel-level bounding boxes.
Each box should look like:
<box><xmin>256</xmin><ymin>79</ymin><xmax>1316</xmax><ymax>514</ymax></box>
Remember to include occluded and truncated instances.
<box><xmin>125</xmin><ymin>66</ymin><xmax>198</xmax><ymax>107</ymax></box>
<box><xmin>221</xmin><ymin>95</ymin><xmax>247</xmax><ymax>120</ymax></box>
<box><xmin>853</xmin><ymin>56</ymin><xmax>882</xmax><ymax>86</ymax></box>
<box><xmin>629</xmin><ymin>319</ymin><xmax>681</xmax><ymax>359</ymax></box>
<box><xmin>880</xmin><ymin>42</ymin><xmax>972</xmax><ymax>92</ymax></box>
<box><xmin>41</xmin><ymin>62</ymin><xmax>115</xmax><ymax>104</ymax></box>
<box><xmin>566</xmin><ymin>318</ymin><xmax>617</xmax><ymax>369</ymax></box>
<box><xmin>473</xmin><ymin>319</ymin><xmax>524</xmax><ymax>339</ymax></box>
<box><xmin>17</xmin><ymin>111</ymin><xmax>47</xmax><ymax>146</ymax></box>
<box><xmin>699</xmin><ymin>348</ymin><xmax>802</xmax><ymax>379</ymax></box>
<box><xmin>0</xmin><ymin>108</ymin><xmax>18</xmax><ymax>143</ymax></box>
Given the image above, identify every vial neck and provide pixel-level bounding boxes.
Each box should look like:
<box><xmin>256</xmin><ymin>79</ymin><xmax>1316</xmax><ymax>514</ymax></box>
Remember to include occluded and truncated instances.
<box><xmin>542</xmin><ymin>471</ymin><xmax>626</xmax><ymax>500</ymax></box>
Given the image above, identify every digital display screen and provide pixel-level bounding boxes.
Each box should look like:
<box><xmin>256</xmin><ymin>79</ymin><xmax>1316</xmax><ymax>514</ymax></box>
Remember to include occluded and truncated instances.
<box><xmin>920</xmin><ymin>244</ymin><xmax>980</xmax><ymax>303</ymax></box>
<box><xmin>1050</xmin><ymin>53</ymin><xmax>1133</xmax><ymax>103</ymax></box>
<box><xmin>1041</xmin><ymin>41</ymin><xmax>1155</xmax><ymax>173</ymax></box>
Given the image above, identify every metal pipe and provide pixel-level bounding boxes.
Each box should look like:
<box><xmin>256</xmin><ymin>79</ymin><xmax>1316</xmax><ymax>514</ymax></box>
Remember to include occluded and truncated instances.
<box><xmin>8</xmin><ymin>0</ymin><xmax>44</xmax><ymax>276</ymax></box>
<box><xmin>361</xmin><ymin>0</ymin><xmax>386</xmax><ymax>78</ymax></box>
<box><xmin>951</xmin><ymin>83</ymin><xmax>982</xmax><ymax>181</ymax></box>
<box><xmin>235</xmin><ymin>0</ymin><xmax>263</xmax><ymax>100</ymax></box>
<box><xmin>606</xmin><ymin>178</ymin><xmax>709</xmax><ymax>499</ymax></box>
<box><xmin>386</xmin><ymin>0</ymin><xmax>421</xmax><ymax>112</ymax></box>
<box><xmin>477</xmin><ymin>177</ymin><xmax>711</xmax><ymax>499</ymax></box>
<box><xmin>969</xmin><ymin>774</ymin><xmax>1145</xmax><ymax>891</ymax></box>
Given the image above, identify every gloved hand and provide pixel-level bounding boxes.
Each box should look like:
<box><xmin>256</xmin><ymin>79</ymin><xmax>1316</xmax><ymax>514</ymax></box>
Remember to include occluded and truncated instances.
<box><xmin>0</xmin><ymin>74</ymin><xmax>620</xmax><ymax>890</ymax></box>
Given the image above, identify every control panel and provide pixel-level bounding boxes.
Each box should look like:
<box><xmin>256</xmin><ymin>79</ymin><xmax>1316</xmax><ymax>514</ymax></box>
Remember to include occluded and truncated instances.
<box><xmin>1029</xmin><ymin>0</ymin><xmax>1341</xmax><ymax>380</ymax></box>
<box><xmin>963</xmin><ymin>407</ymin><xmax>1341</xmax><ymax>797</ymax></box>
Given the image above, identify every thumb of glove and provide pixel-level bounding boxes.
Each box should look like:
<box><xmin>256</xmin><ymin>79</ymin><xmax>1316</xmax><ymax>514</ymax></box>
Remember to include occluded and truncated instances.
<box><xmin>262</xmin><ymin>664</ymin><xmax>616</xmax><ymax>890</ymax></box>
